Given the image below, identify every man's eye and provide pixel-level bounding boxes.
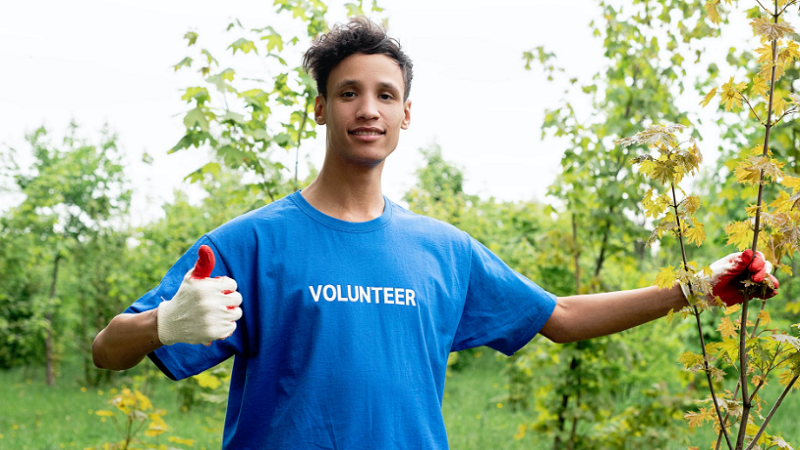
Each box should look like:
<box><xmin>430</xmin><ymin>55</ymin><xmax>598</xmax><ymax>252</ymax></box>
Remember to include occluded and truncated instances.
<box><xmin>380</xmin><ymin>94</ymin><xmax>394</xmax><ymax>100</ymax></box>
<box><xmin>342</xmin><ymin>91</ymin><xmax>356</xmax><ymax>98</ymax></box>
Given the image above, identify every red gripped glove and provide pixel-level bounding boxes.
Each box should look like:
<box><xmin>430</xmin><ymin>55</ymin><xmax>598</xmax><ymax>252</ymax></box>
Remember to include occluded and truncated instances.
<box><xmin>681</xmin><ymin>249</ymin><xmax>779</xmax><ymax>306</ymax></box>
<box><xmin>156</xmin><ymin>245</ymin><xmax>243</xmax><ymax>346</ymax></box>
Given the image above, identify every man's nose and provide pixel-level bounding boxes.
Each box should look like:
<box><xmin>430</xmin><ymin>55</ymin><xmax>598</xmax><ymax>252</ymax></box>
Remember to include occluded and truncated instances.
<box><xmin>356</xmin><ymin>97</ymin><xmax>380</xmax><ymax>120</ymax></box>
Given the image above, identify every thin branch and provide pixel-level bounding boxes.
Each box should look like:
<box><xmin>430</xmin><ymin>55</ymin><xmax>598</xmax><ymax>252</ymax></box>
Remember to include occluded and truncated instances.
<box><xmin>740</xmin><ymin>93</ymin><xmax>766</xmax><ymax>126</ymax></box>
<box><xmin>778</xmin><ymin>0</ymin><xmax>800</xmax><ymax>17</ymax></box>
<box><xmin>670</xmin><ymin>182</ymin><xmax>733</xmax><ymax>450</ymax></box>
<box><xmin>770</xmin><ymin>106</ymin><xmax>800</xmax><ymax>127</ymax></box>
<box><xmin>755</xmin><ymin>0</ymin><xmax>771</xmax><ymax>15</ymax></box>
<box><xmin>745</xmin><ymin>374</ymin><xmax>800</xmax><ymax>450</ymax></box>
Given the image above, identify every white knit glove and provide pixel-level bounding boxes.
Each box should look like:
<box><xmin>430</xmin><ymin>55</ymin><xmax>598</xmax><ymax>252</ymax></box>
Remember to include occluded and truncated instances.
<box><xmin>157</xmin><ymin>245</ymin><xmax>243</xmax><ymax>346</ymax></box>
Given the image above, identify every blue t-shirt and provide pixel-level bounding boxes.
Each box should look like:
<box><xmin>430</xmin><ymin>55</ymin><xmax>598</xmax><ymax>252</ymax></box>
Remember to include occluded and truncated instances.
<box><xmin>126</xmin><ymin>191</ymin><xmax>556</xmax><ymax>449</ymax></box>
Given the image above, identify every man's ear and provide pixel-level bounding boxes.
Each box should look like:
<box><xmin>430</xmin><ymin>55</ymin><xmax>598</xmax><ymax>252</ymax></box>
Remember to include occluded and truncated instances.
<box><xmin>401</xmin><ymin>99</ymin><xmax>412</xmax><ymax>130</ymax></box>
<box><xmin>314</xmin><ymin>95</ymin><xmax>326</xmax><ymax>125</ymax></box>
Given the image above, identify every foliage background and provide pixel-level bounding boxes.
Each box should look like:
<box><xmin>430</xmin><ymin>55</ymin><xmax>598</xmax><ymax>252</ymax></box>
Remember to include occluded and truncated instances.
<box><xmin>2</xmin><ymin>1</ymin><xmax>800</xmax><ymax>449</ymax></box>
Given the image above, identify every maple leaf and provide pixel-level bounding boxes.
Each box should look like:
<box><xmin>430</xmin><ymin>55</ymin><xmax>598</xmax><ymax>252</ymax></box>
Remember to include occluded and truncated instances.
<box><xmin>771</xmin><ymin>334</ymin><xmax>800</xmax><ymax>351</ymax></box>
<box><xmin>780</xmin><ymin>40</ymin><xmax>800</xmax><ymax>63</ymax></box>
<box><xmin>724</xmin><ymin>304</ymin><xmax>741</xmax><ymax>315</ymax></box>
<box><xmin>735</xmin><ymin>159</ymin><xmax>762</xmax><ymax>185</ymax></box>
<box><xmin>228</xmin><ymin>38</ymin><xmax>258</xmax><ymax>55</ymax></box>
<box><xmin>778</xmin><ymin>370</ymin><xmax>800</xmax><ymax>390</ymax></box>
<box><xmin>705</xmin><ymin>1</ymin><xmax>721</xmax><ymax>25</ymax></box>
<box><xmin>751</xmin><ymin>17</ymin><xmax>796</xmax><ymax>41</ymax></box>
<box><xmin>751</xmin><ymin>76</ymin><xmax>769</xmax><ymax>98</ymax></box>
<box><xmin>720</xmin><ymin>77</ymin><xmax>743</xmax><ymax>111</ymax></box>
<box><xmin>755</xmin><ymin>42</ymin><xmax>774</xmax><ymax>64</ymax></box>
<box><xmin>679</xmin><ymin>351</ymin><xmax>701</xmax><ymax>368</ymax></box>
<box><xmin>771</xmin><ymin>437</ymin><xmax>794</xmax><ymax>450</ymax></box>
<box><xmin>774</xmin><ymin>94</ymin><xmax>787</xmax><ymax>117</ymax></box>
<box><xmin>725</xmin><ymin>220</ymin><xmax>753</xmax><ymax>250</ymax></box>
<box><xmin>760</xmin><ymin>61</ymin><xmax>786</xmax><ymax>82</ymax></box>
<box><xmin>718</xmin><ymin>317</ymin><xmax>737</xmax><ymax>338</ymax></box>
<box><xmin>758</xmin><ymin>310</ymin><xmax>772</xmax><ymax>327</ymax></box>
<box><xmin>654</xmin><ymin>266</ymin><xmax>676</xmax><ymax>289</ymax></box>
<box><xmin>616</xmin><ymin>123</ymin><xmax>684</xmax><ymax>148</ymax></box>
<box><xmin>682</xmin><ymin>195</ymin><xmax>701</xmax><ymax>215</ymax></box>
<box><xmin>184</xmin><ymin>31</ymin><xmax>198</xmax><ymax>46</ymax></box>
<box><xmin>700</xmin><ymin>87</ymin><xmax>718</xmax><ymax>107</ymax></box>
<box><xmin>686</xmin><ymin>222</ymin><xmax>706</xmax><ymax>246</ymax></box>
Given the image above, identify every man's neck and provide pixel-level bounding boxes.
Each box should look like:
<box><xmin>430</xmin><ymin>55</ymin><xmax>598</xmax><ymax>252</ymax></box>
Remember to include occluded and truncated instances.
<box><xmin>300</xmin><ymin>158</ymin><xmax>385</xmax><ymax>223</ymax></box>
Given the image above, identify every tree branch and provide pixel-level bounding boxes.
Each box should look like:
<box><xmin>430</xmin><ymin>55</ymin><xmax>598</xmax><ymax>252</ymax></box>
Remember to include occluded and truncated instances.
<box><xmin>670</xmin><ymin>182</ymin><xmax>733</xmax><ymax>450</ymax></box>
<box><xmin>740</xmin><ymin>93</ymin><xmax>766</xmax><ymax>126</ymax></box>
<box><xmin>738</xmin><ymin>8</ymin><xmax>781</xmax><ymax>449</ymax></box>
<box><xmin>745</xmin><ymin>374</ymin><xmax>799</xmax><ymax>450</ymax></box>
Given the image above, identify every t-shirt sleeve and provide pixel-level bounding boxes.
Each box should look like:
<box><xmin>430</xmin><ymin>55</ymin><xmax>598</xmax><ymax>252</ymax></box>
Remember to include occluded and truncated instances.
<box><xmin>124</xmin><ymin>236</ymin><xmax>243</xmax><ymax>381</ymax></box>
<box><xmin>450</xmin><ymin>234</ymin><xmax>557</xmax><ymax>356</ymax></box>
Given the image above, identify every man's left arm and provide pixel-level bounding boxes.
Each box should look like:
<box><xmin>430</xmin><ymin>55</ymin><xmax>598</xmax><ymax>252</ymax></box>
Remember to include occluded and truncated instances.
<box><xmin>540</xmin><ymin>284</ymin><xmax>687</xmax><ymax>344</ymax></box>
<box><xmin>539</xmin><ymin>249</ymin><xmax>779</xmax><ymax>344</ymax></box>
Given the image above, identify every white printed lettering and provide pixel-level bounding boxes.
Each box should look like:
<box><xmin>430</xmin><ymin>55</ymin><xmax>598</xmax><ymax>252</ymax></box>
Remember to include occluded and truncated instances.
<box><xmin>384</xmin><ymin>288</ymin><xmax>394</xmax><ymax>304</ymax></box>
<box><xmin>337</xmin><ymin>285</ymin><xmax>348</xmax><ymax>302</ymax></box>
<box><xmin>347</xmin><ymin>285</ymin><xmax>359</xmax><ymax>302</ymax></box>
<box><xmin>323</xmin><ymin>285</ymin><xmax>336</xmax><ymax>302</ymax></box>
<box><xmin>371</xmin><ymin>287</ymin><xmax>383</xmax><ymax>303</ymax></box>
<box><xmin>406</xmin><ymin>289</ymin><xmax>416</xmax><ymax>306</ymax></box>
<box><xmin>359</xmin><ymin>286</ymin><xmax>370</xmax><ymax>303</ymax></box>
<box><xmin>308</xmin><ymin>284</ymin><xmax>417</xmax><ymax>307</ymax></box>
<box><xmin>309</xmin><ymin>285</ymin><xmax>323</xmax><ymax>302</ymax></box>
<box><xmin>395</xmin><ymin>288</ymin><xmax>405</xmax><ymax>305</ymax></box>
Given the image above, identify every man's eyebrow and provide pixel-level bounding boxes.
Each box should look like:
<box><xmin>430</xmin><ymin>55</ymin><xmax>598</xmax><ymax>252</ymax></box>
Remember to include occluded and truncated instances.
<box><xmin>334</xmin><ymin>79</ymin><xmax>359</xmax><ymax>91</ymax></box>
<box><xmin>333</xmin><ymin>79</ymin><xmax>401</xmax><ymax>94</ymax></box>
<box><xmin>378</xmin><ymin>82</ymin><xmax>401</xmax><ymax>93</ymax></box>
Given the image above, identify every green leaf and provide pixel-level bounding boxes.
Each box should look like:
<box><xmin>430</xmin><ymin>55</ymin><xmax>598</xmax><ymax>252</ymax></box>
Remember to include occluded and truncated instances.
<box><xmin>261</xmin><ymin>32</ymin><xmax>284</xmax><ymax>53</ymax></box>
<box><xmin>184</xmin><ymin>31</ymin><xmax>198</xmax><ymax>46</ymax></box>
<box><xmin>173</xmin><ymin>57</ymin><xmax>193</xmax><ymax>71</ymax></box>
<box><xmin>228</xmin><ymin>38</ymin><xmax>258</xmax><ymax>55</ymax></box>
<box><xmin>184</xmin><ymin>107</ymin><xmax>209</xmax><ymax>131</ymax></box>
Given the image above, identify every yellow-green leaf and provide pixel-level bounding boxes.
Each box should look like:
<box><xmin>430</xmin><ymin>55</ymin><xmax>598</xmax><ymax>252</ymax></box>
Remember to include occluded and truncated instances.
<box><xmin>655</xmin><ymin>266</ymin><xmax>676</xmax><ymax>289</ymax></box>
<box><xmin>700</xmin><ymin>87</ymin><xmax>717</xmax><ymax>107</ymax></box>
<box><xmin>718</xmin><ymin>317</ymin><xmax>737</xmax><ymax>338</ymax></box>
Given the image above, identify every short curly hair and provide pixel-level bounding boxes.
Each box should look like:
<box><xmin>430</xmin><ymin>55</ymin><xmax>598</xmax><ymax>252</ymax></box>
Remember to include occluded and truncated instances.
<box><xmin>302</xmin><ymin>17</ymin><xmax>414</xmax><ymax>101</ymax></box>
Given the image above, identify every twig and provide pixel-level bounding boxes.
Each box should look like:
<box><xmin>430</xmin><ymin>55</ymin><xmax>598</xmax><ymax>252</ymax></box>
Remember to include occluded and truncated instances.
<box><xmin>740</xmin><ymin>93</ymin><xmax>766</xmax><ymax>126</ymax></box>
<box><xmin>755</xmin><ymin>0</ymin><xmax>771</xmax><ymax>15</ymax></box>
<box><xmin>745</xmin><ymin>374</ymin><xmax>800</xmax><ymax>450</ymax></box>
<box><xmin>770</xmin><ymin>106</ymin><xmax>799</xmax><ymax>127</ymax></box>
<box><xmin>778</xmin><ymin>0</ymin><xmax>800</xmax><ymax>17</ymax></box>
<box><xmin>670</xmin><ymin>182</ymin><xmax>733</xmax><ymax>450</ymax></box>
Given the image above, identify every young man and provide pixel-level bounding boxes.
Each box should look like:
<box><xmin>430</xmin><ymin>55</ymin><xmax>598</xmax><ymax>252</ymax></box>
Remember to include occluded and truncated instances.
<box><xmin>93</xmin><ymin>17</ymin><xmax>778</xmax><ymax>449</ymax></box>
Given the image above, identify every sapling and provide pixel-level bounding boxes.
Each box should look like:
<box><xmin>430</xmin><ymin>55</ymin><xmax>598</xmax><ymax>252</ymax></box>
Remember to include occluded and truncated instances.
<box><xmin>620</xmin><ymin>2</ymin><xmax>800</xmax><ymax>447</ymax></box>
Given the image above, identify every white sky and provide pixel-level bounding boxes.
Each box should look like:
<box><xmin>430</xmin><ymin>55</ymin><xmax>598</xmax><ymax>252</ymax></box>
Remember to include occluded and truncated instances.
<box><xmin>0</xmin><ymin>0</ymin><xmax>758</xmax><ymax>225</ymax></box>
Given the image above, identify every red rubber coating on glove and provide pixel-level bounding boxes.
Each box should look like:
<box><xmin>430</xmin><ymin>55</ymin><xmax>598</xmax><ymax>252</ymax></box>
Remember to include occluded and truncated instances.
<box><xmin>191</xmin><ymin>245</ymin><xmax>215</xmax><ymax>279</ymax></box>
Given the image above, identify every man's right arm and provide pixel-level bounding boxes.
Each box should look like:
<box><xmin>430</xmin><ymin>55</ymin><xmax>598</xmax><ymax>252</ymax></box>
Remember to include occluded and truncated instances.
<box><xmin>92</xmin><ymin>309</ymin><xmax>162</xmax><ymax>371</ymax></box>
<box><xmin>92</xmin><ymin>244</ymin><xmax>243</xmax><ymax>371</ymax></box>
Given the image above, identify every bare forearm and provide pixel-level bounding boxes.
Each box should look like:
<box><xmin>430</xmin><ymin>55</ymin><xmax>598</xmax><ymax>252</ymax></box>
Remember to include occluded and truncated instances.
<box><xmin>92</xmin><ymin>309</ymin><xmax>162</xmax><ymax>371</ymax></box>
<box><xmin>541</xmin><ymin>284</ymin><xmax>688</xmax><ymax>343</ymax></box>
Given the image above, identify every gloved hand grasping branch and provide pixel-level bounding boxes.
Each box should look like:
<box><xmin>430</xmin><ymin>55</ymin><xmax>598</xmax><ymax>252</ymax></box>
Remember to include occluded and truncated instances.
<box><xmin>157</xmin><ymin>245</ymin><xmax>243</xmax><ymax>346</ymax></box>
<box><xmin>681</xmin><ymin>249</ymin><xmax>779</xmax><ymax>306</ymax></box>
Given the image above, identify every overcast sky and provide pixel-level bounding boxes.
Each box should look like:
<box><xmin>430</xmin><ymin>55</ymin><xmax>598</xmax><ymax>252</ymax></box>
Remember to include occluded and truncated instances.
<box><xmin>1</xmin><ymin>0</ymin><xmax>751</xmax><ymax>225</ymax></box>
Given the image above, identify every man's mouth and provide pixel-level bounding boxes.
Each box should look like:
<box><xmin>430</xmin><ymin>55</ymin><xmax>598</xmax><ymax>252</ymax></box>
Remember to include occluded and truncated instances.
<box><xmin>349</xmin><ymin>127</ymin><xmax>385</xmax><ymax>136</ymax></box>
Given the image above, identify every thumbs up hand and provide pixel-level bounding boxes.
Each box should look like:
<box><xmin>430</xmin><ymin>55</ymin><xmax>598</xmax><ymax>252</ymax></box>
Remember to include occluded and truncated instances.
<box><xmin>157</xmin><ymin>245</ymin><xmax>243</xmax><ymax>346</ymax></box>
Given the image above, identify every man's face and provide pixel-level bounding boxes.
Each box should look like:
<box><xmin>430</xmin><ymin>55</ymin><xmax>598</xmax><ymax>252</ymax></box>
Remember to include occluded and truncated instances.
<box><xmin>315</xmin><ymin>53</ymin><xmax>411</xmax><ymax>168</ymax></box>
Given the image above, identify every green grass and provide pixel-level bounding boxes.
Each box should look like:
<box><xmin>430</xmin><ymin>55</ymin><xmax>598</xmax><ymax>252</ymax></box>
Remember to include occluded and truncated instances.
<box><xmin>1</xmin><ymin>351</ymin><xmax>799</xmax><ymax>449</ymax></box>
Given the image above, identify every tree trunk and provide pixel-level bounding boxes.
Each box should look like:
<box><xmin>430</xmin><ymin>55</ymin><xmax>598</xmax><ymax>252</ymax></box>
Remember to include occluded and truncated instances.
<box><xmin>45</xmin><ymin>254</ymin><xmax>60</xmax><ymax>386</ymax></box>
